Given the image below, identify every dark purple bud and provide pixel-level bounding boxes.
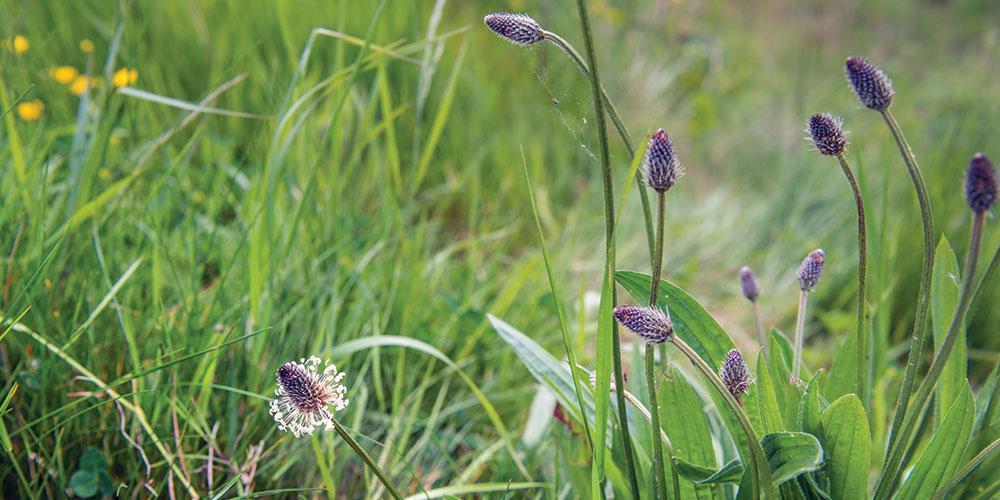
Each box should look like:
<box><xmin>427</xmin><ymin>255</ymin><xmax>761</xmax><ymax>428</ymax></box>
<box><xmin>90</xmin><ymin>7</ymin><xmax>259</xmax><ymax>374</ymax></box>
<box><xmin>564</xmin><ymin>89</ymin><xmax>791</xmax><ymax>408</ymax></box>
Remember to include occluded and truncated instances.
<box><xmin>845</xmin><ymin>56</ymin><xmax>894</xmax><ymax>111</ymax></box>
<box><xmin>484</xmin><ymin>13</ymin><xmax>545</xmax><ymax>46</ymax></box>
<box><xmin>740</xmin><ymin>266</ymin><xmax>760</xmax><ymax>302</ymax></box>
<box><xmin>613</xmin><ymin>305</ymin><xmax>673</xmax><ymax>344</ymax></box>
<box><xmin>720</xmin><ymin>349</ymin><xmax>750</xmax><ymax>397</ymax></box>
<box><xmin>797</xmin><ymin>249</ymin><xmax>826</xmax><ymax>291</ymax></box>
<box><xmin>808</xmin><ymin>113</ymin><xmax>847</xmax><ymax>156</ymax></box>
<box><xmin>966</xmin><ymin>153</ymin><xmax>997</xmax><ymax>213</ymax></box>
<box><xmin>643</xmin><ymin>129</ymin><xmax>681</xmax><ymax>192</ymax></box>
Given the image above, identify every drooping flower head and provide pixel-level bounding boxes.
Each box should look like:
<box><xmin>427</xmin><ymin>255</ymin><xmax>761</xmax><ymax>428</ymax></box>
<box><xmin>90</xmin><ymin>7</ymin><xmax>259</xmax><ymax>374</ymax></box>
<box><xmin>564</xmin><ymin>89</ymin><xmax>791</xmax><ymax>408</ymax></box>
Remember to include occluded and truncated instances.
<box><xmin>644</xmin><ymin>129</ymin><xmax>681</xmax><ymax>192</ymax></box>
<box><xmin>613</xmin><ymin>305</ymin><xmax>673</xmax><ymax>344</ymax></box>
<box><xmin>797</xmin><ymin>249</ymin><xmax>826</xmax><ymax>291</ymax></box>
<box><xmin>808</xmin><ymin>113</ymin><xmax>847</xmax><ymax>156</ymax></box>
<box><xmin>269</xmin><ymin>356</ymin><xmax>349</xmax><ymax>437</ymax></box>
<box><xmin>739</xmin><ymin>266</ymin><xmax>761</xmax><ymax>302</ymax></box>
<box><xmin>966</xmin><ymin>153</ymin><xmax>997</xmax><ymax>214</ymax></box>
<box><xmin>720</xmin><ymin>349</ymin><xmax>750</xmax><ymax>398</ymax></box>
<box><xmin>845</xmin><ymin>56</ymin><xmax>894</xmax><ymax>111</ymax></box>
<box><xmin>484</xmin><ymin>13</ymin><xmax>545</xmax><ymax>46</ymax></box>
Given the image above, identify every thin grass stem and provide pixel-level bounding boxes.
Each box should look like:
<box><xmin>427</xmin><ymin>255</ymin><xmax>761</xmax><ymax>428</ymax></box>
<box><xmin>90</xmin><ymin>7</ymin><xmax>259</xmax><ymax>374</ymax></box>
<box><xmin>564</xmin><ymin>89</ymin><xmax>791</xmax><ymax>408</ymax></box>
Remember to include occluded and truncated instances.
<box><xmin>792</xmin><ymin>290</ymin><xmax>809</xmax><ymax>377</ymax></box>
<box><xmin>647</xmin><ymin>192</ymin><xmax>668</xmax><ymax>499</ymax></box>
<box><xmin>875</xmin><ymin>212</ymin><xmax>985</xmax><ymax>498</ymax></box>
<box><xmin>878</xmin><ymin>108</ymin><xmax>936</xmax><ymax>463</ymax></box>
<box><xmin>670</xmin><ymin>336</ymin><xmax>777</xmax><ymax>499</ymax></box>
<box><xmin>751</xmin><ymin>301</ymin><xmax>766</xmax><ymax>357</ymax></box>
<box><xmin>571</xmin><ymin>3</ymin><xmax>642</xmax><ymax>497</ymax></box>
<box><xmin>835</xmin><ymin>152</ymin><xmax>869</xmax><ymax>406</ymax></box>
<box><xmin>326</xmin><ymin>414</ymin><xmax>404</xmax><ymax>500</ymax></box>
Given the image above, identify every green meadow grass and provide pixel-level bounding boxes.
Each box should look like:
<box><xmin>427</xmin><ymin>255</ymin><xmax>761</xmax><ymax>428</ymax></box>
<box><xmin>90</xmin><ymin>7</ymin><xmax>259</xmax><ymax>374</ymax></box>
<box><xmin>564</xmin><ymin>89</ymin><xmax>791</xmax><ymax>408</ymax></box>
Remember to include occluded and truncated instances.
<box><xmin>1</xmin><ymin>0</ymin><xmax>997</xmax><ymax>497</ymax></box>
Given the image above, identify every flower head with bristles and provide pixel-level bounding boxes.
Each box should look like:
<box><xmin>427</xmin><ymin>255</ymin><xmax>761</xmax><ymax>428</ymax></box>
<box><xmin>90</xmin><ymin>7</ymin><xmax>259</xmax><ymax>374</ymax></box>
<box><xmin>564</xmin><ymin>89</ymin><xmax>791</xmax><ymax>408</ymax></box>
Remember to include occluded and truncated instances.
<box><xmin>845</xmin><ymin>56</ymin><xmax>894</xmax><ymax>111</ymax></box>
<box><xmin>720</xmin><ymin>349</ymin><xmax>750</xmax><ymax>398</ymax></box>
<box><xmin>797</xmin><ymin>249</ymin><xmax>826</xmax><ymax>291</ymax></box>
<box><xmin>484</xmin><ymin>13</ymin><xmax>545</xmax><ymax>46</ymax></box>
<box><xmin>613</xmin><ymin>305</ymin><xmax>673</xmax><ymax>344</ymax></box>
<box><xmin>808</xmin><ymin>113</ymin><xmax>847</xmax><ymax>156</ymax></box>
<box><xmin>966</xmin><ymin>153</ymin><xmax>997</xmax><ymax>214</ymax></box>
<box><xmin>643</xmin><ymin>129</ymin><xmax>681</xmax><ymax>192</ymax></box>
<box><xmin>269</xmin><ymin>356</ymin><xmax>349</xmax><ymax>437</ymax></box>
<box><xmin>740</xmin><ymin>266</ymin><xmax>761</xmax><ymax>302</ymax></box>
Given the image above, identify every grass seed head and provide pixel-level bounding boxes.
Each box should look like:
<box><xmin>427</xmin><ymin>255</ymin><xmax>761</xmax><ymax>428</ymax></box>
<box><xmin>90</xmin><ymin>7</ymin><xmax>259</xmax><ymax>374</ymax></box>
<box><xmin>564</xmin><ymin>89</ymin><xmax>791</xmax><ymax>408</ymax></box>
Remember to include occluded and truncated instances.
<box><xmin>797</xmin><ymin>249</ymin><xmax>826</xmax><ymax>291</ymax></box>
<box><xmin>613</xmin><ymin>305</ymin><xmax>673</xmax><ymax>344</ymax></box>
<box><xmin>270</xmin><ymin>356</ymin><xmax>349</xmax><ymax>437</ymax></box>
<box><xmin>740</xmin><ymin>266</ymin><xmax>761</xmax><ymax>302</ymax></box>
<box><xmin>808</xmin><ymin>113</ymin><xmax>847</xmax><ymax>156</ymax></box>
<box><xmin>644</xmin><ymin>129</ymin><xmax>681</xmax><ymax>192</ymax></box>
<box><xmin>966</xmin><ymin>153</ymin><xmax>997</xmax><ymax>213</ymax></box>
<box><xmin>484</xmin><ymin>13</ymin><xmax>545</xmax><ymax>46</ymax></box>
<box><xmin>845</xmin><ymin>56</ymin><xmax>894</xmax><ymax>111</ymax></box>
<box><xmin>720</xmin><ymin>349</ymin><xmax>750</xmax><ymax>397</ymax></box>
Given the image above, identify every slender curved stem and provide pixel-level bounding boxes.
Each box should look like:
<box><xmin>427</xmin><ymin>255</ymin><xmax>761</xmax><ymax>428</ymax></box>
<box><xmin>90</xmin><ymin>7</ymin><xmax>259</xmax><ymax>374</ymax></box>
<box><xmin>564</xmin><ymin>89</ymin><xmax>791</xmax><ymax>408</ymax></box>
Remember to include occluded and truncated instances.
<box><xmin>327</xmin><ymin>414</ymin><xmax>403</xmax><ymax>500</ymax></box>
<box><xmin>543</xmin><ymin>30</ymin><xmax>657</xmax><ymax>265</ymax></box>
<box><xmin>751</xmin><ymin>302</ymin><xmax>767</xmax><ymax>357</ymax></box>
<box><xmin>570</xmin><ymin>3</ymin><xmax>641</xmax><ymax>498</ymax></box>
<box><xmin>835</xmin><ymin>152</ymin><xmax>869</xmax><ymax>406</ymax></box>
<box><xmin>878</xmin><ymin>109</ymin><xmax>936</xmax><ymax>465</ymax></box>
<box><xmin>647</xmin><ymin>192</ymin><xmax>669</xmax><ymax>499</ymax></box>
<box><xmin>671</xmin><ymin>336</ymin><xmax>777</xmax><ymax>499</ymax></box>
<box><xmin>876</xmin><ymin>212</ymin><xmax>985</xmax><ymax>498</ymax></box>
<box><xmin>792</xmin><ymin>290</ymin><xmax>809</xmax><ymax>377</ymax></box>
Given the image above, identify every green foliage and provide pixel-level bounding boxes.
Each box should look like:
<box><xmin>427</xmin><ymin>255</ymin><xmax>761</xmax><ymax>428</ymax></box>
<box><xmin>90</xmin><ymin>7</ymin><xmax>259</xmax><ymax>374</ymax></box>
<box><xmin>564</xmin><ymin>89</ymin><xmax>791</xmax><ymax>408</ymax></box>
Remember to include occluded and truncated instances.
<box><xmin>820</xmin><ymin>395</ymin><xmax>871</xmax><ymax>500</ymax></box>
<box><xmin>931</xmin><ymin>237</ymin><xmax>966</xmax><ymax>421</ymax></box>
<box><xmin>759</xmin><ymin>432</ymin><xmax>824</xmax><ymax>485</ymax></box>
<box><xmin>897</xmin><ymin>384</ymin><xmax>975</xmax><ymax>499</ymax></box>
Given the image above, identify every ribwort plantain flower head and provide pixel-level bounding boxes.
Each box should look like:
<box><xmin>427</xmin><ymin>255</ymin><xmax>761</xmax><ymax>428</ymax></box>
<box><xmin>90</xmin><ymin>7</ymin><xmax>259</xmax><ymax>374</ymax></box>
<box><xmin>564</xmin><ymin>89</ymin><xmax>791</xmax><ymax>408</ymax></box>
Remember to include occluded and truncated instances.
<box><xmin>484</xmin><ymin>13</ymin><xmax>545</xmax><ymax>46</ymax></box>
<box><xmin>845</xmin><ymin>56</ymin><xmax>894</xmax><ymax>111</ymax></box>
<box><xmin>269</xmin><ymin>356</ymin><xmax>349</xmax><ymax>437</ymax></box>
<box><xmin>966</xmin><ymin>153</ymin><xmax>997</xmax><ymax>214</ymax></box>
<box><xmin>613</xmin><ymin>305</ymin><xmax>673</xmax><ymax>344</ymax></box>
<box><xmin>720</xmin><ymin>349</ymin><xmax>750</xmax><ymax>398</ymax></box>
<box><xmin>643</xmin><ymin>129</ymin><xmax>681</xmax><ymax>192</ymax></box>
<box><xmin>797</xmin><ymin>249</ymin><xmax>826</xmax><ymax>291</ymax></box>
<box><xmin>808</xmin><ymin>113</ymin><xmax>847</xmax><ymax>156</ymax></box>
<box><xmin>739</xmin><ymin>266</ymin><xmax>761</xmax><ymax>302</ymax></box>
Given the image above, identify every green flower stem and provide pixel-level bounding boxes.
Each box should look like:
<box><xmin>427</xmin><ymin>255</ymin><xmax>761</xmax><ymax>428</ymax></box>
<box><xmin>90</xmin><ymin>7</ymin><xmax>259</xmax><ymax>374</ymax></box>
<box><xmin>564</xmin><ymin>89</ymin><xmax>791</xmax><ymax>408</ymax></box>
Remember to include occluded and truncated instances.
<box><xmin>878</xmin><ymin>108</ymin><xmax>936</xmax><ymax>461</ymax></box>
<box><xmin>647</xmin><ymin>192</ymin><xmax>669</xmax><ymax>499</ymax></box>
<box><xmin>792</xmin><ymin>290</ymin><xmax>809</xmax><ymax>377</ymax></box>
<box><xmin>543</xmin><ymin>30</ymin><xmax>657</xmax><ymax>265</ymax></box>
<box><xmin>571</xmin><ymin>2</ymin><xmax>642</xmax><ymax>498</ymax></box>
<box><xmin>670</xmin><ymin>336</ymin><xmax>777</xmax><ymax>499</ymax></box>
<box><xmin>835</xmin><ymin>152</ymin><xmax>869</xmax><ymax>406</ymax></box>
<box><xmin>327</xmin><ymin>413</ymin><xmax>404</xmax><ymax>500</ymax></box>
<box><xmin>751</xmin><ymin>301</ymin><xmax>767</xmax><ymax>357</ymax></box>
<box><xmin>875</xmin><ymin>212</ymin><xmax>986</xmax><ymax>499</ymax></box>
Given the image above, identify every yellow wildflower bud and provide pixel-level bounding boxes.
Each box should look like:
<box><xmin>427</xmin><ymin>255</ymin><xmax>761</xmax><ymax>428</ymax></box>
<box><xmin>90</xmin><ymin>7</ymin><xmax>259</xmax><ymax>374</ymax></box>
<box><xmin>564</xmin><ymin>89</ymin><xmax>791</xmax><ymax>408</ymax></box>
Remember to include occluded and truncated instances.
<box><xmin>79</xmin><ymin>38</ymin><xmax>95</xmax><ymax>53</ymax></box>
<box><xmin>12</xmin><ymin>35</ymin><xmax>29</xmax><ymax>55</ymax></box>
<box><xmin>17</xmin><ymin>100</ymin><xmax>44</xmax><ymax>122</ymax></box>
<box><xmin>52</xmin><ymin>66</ymin><xmax>79</xmax><ymax>85</ymax></box>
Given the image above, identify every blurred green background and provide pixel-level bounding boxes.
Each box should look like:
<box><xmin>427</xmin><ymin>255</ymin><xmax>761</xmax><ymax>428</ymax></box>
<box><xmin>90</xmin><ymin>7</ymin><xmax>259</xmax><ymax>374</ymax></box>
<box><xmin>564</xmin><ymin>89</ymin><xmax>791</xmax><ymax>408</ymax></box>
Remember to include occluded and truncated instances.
<box><xmin>1</xmin><ymin>0</ymin><xmax>997</xmax><ymax>496</ymax></box>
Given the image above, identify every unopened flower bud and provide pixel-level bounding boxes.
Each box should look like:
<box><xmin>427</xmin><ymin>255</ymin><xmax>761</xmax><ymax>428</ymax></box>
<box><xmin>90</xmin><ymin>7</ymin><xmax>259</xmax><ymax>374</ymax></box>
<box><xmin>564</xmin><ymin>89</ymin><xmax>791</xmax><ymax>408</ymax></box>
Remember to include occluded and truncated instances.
<box><xmin>966</xmin><ymin>153</ymin><xmax>997</xmax><ymax>213</ymax></box>
<box><xmin>797</xmin><ymin>249</ymin><xmax>826</xmax><ymax>291</ymax></box>
<box><xmin>613</xmin><ymin>305</ymin><xmax>673</xmax><ymax>344</ymax></box>
<box><xmin>845</xmin><ymin>56</ymin><xmax>894</xmax><ymax>111</ymax></box>
<box><xmin>720</xmin><ymin>349</ymin><xmax>750</xmax><ymax>398</ymax></box>
<box><xmin>644</xmin><ymin>129</ymin><xmax>681</xmax><ymax>192</ymax></box>
<box><xmin>484</xmin><ymin>13</ymin><xmax>545</xmax><ymax>46</ymax></box>
<box><xmin>740</xmin><ymin>266</ymin><xmax>760</xmax><ymax>302</ymax></box>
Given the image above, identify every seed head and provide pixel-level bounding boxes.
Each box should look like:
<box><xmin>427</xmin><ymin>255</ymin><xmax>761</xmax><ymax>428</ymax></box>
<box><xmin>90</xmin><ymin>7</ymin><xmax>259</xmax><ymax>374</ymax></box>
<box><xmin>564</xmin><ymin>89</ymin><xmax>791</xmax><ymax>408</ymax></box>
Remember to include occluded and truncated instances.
<box><xmin>270</xmin><ymin>356</ymin><xmax>349</xmax><ymax>437</ymax></box>
<box><xmin>739</xmin><ymin>266</ymin><xmax>761</xmax><ymax>302</ymax></box>
<box><xmin>719</xmin><ymin>349</ymin><xmax>750</xmax><ymax>397</ymax></box>
<box><xmin>845</xmin><ymin>56</ymin><xmax>894</xmax><ymax>111</ymax></box>
<box><xmin>484</xmin><ymin>13</ymin><xmax>545</xmax><ymax>46</ymax></box>
<box><xmin>797</xmin><ymin>249</ymin><xmax>826</xmax><ymax>291</ymax></box>
<box><xmin>966</xmin><ymin>153</ymin><xmax>997</xmax><ymax>213</ymax></box>
<box><xmin>808</xmin><ymin>113</ymin><xmax>847</xmax><ymax>156</ymax></box>
<box><xmin>613</xmin><ymin>305</ymin><xmax>673</xmax><ymax>344</ymax></box>
<box><xmin>643</xmin><ymin>129</ymin><xmax>681</xmax><ymax>192</ymax></box>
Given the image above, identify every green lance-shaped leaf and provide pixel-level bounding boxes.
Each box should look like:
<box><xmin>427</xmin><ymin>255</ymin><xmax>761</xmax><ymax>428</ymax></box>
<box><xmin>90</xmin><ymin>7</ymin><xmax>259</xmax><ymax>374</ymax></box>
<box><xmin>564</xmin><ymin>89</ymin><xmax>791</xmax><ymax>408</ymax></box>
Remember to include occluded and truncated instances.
<box><xmin>661</xmin><ymin>366</ymin><xmax>721</xmax><ymax>499</ymax></box>
<box><xmin>897</xmin><ymin>384</ymin><xmax>975</xmax><ymax>499</ymax></box>
<box><xmin>760</xmin><ymin>431</ymin><xmax>824</xmax><ymax>486</ymax></box>
<box><xmin>673</xmin><ymin>457</ymin><xmax>744</xmax><ymax>484</ymax></box>
<box><xmin>931</xmin><ymin>236</ymin><xmax>966</xmax><ymax>423</ymax></box>
<box><xmin>820</xmin><ymin>394</ymin><xmax>871</xmax><ymax>500</ymax></box>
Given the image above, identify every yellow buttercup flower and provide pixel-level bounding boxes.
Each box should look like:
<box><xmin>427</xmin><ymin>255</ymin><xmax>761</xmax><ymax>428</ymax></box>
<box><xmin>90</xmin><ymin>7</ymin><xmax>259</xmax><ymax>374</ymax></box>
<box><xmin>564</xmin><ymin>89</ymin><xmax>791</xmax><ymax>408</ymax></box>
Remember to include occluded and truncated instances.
<box><xmin>52</xmin><ymin>66</ymin><xmax>79</xmax><ymax>85</ymax></box>
<box><xmin>17</xmin><ymin>100</ymin><xmax>44</xmax><ymax>122</ymax></box>
<box><xmin>70</xmin><ymin>75</ymin><xmax>92</xmax><ymax>95</ymax></box>
<box><xmin>112</xmin><ymin>68</ymin><xmax>138</xmax><ymax>88</ymax></box>
<box><xmin>12</xmin><ymin>35</ymin><xmax>29</xmax><ymax>54</ymax></box>
<box><xmin>79</xmin><ymin>38</ymin><xmax>94</xmax><ymax>53</ymax></box>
